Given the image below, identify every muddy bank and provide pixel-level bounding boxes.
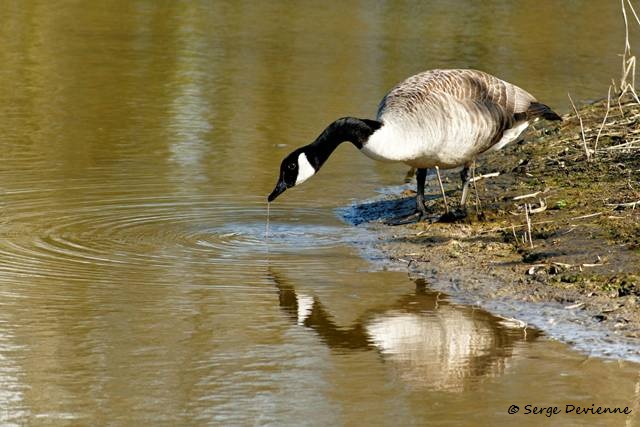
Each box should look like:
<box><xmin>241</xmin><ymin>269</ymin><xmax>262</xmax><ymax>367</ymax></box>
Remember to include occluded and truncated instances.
<box><xmin>348</xmin><ymin>94</ymin><xmax>640</xmax><ymax>360</ymax></box>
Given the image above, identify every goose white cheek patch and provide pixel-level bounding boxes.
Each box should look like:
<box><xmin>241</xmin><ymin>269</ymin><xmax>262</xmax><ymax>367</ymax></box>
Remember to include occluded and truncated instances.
<box><xmin>295</xmin><ymin>153</ymin><xmax>315</xmax><ymax>185</ymax></box>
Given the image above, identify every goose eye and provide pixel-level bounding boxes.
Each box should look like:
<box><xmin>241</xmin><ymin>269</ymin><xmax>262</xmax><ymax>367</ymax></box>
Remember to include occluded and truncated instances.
<box><xmin>287</xmin><ymin>163</ymin><xmax>297</xmax><ymax>170</ymax></box>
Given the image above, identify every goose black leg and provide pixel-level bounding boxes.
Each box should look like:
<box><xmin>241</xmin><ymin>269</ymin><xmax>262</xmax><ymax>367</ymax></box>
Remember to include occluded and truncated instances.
<box><xmin>386</xmin><ymin>168</ymin><xmax>429</xmax><ymax>225</ymax></box>
<box><xmin>415</xmin><ymin>168</ymin><xmax>428</xmax><ymax>216</ymax></box>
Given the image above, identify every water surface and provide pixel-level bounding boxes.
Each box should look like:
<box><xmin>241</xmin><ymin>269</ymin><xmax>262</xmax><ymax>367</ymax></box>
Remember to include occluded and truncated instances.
<box><xmin>0</xmin><ymin>1</ymin><xmax>639</xmax><ymax>425</ymax></box>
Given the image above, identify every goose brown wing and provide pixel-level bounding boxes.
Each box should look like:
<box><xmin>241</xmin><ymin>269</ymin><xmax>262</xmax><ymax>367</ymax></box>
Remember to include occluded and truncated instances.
<box><xmin>377</xmin><ymin>69</ymin><xmax>536</xmax><ymax>120</ymax></box>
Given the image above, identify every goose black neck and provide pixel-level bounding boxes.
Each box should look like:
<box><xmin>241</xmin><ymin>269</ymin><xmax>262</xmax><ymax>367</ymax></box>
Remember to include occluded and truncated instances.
<box><xmin>307</xmin><ymin>117</ymin><xmax>381</xmax><ymax>169</ymax></box>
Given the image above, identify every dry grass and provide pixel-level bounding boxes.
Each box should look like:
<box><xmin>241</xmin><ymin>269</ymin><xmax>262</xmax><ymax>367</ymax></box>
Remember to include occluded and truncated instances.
<box><xmin>560</xmin><ymin>1</ymin><xmax>640</xmax><ymax>164</ymax></box>
<box><xmin>567</xmin><ymin>92</ymin><xmax>591</xmax><ymax>161</ymax></box>
<box><xmin>593</xmin><ymin>85</ymin><xmax>613</xmax><ymax>153</ymax></box>
<box><xmin>620</xmin><ymin>0</ymin><xmax>640</xmax><ymax>104</ymax></box>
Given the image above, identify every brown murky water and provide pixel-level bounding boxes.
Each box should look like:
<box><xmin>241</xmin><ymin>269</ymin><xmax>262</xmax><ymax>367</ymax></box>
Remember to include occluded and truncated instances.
<box><xmin>1</xmin><ymin>1</ymin><xmax>639</xmax><ymax>425</ymax></box>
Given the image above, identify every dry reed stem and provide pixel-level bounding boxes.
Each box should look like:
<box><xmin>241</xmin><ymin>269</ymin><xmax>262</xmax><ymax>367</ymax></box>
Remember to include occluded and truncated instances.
<box><xmin>602</xmin><ymin>140</ymin><xmax>640</xmax><ymax>151</ymax></box>
<box><xmin>594</xmin><ymin>85</ymin><xmax>613</xmax><ymax>153</ymax></box>
<box><xmin>620</xmin><ymin>0</ymin><xmax>640</xmax><ymax>104</ymax></box>
<box><xmin>607</xmin><ymin>200</ymin><xmax>640</xmax><ymax>209</ymax></box>
<box><xmin>471</xmin><ymin>161</ymin><xmax>482</xmax><ymax>215</ymax></box>
<box><xmin>568</xmin><ymin>92</ymin><xmax>591</xmax><ymax>161</ymax></box>
<box><xmin>612</xmin><ymin>78</ymin><xmax>626</xmax><ymax>116</ymax></box>
<box><xmin>525</xmin><ymin>203</ymin><xmax>533</xmax><ymax>248</ymax></box>
<box><xmin>627</xmin><ymin>0</ymin><xmax>640</xmax><ymax>27</ymax></box>
<box><xmin>469</xmin><ymin>172</ymin><xmax>500</xmax><ymax>183</ymax></box>
<box><xmin>434</xmin><ymin>166</ymin><xmax>449</xmax><ymax>214</ymax></box>
<box><xmin>528</xmin><ymin>199</ymin><xmax>547</xmax><ymax>214</ymax></box>
<box><xmin>513</xmin><ymin>191</ymin><xmax>541</xmax><ymax>201</ymax></box>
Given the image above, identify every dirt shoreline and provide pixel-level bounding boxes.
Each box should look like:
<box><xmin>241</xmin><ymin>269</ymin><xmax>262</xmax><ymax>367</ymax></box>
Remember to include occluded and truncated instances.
<box><xmin>352</xmin><ymin>94</ymin><xmax>640</xmax><ymax>360</ymax></box>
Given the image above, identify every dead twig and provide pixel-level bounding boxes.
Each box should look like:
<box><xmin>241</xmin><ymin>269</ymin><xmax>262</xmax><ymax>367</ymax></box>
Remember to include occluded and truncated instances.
<box><xmin>594</xmin><ymin>85</ymin><xmax>613</xmax><ymax>153</ymax></box>
<box><xmin>620</xmin><ymin>0</ymin><xmax>640</xmax><ymax>104</ymax></box>
<box><xmin>469</xmin><ymin>171</ymin><xmax>500</xmax><ymax>183</ymax></box>
<box><xmin>607</xmin><ymin>200</ymin><xmax>640</xmax><ymax>209</ymax></box>
<box><xmin>435</xmin><ymin>166</ymin><xmax>449</xmax><ymax>214</ymax></box>
<box><xmin>601</xmin><ymin>139</ymin><xmax>640</xmax><ymax>151</ymax></box>
<box><xmin>528</xmin><ymin>199</ymin><xmax>547</xmax><ymax>214</ymax></box>
<box><xmin>570</xmin><ymin>212</ymin><xmax>604</xmax><ymax>221</ymax></box>
<box><xmin>513</xmin><ymin>191</ymin><xmax>541</xmax><ymax>201</ymax></box>
<box><xmin>510</xmin><ymin>199</ymin><xmax>547</xmax><ymax>215</ymax></box>
<box><xmin>471</xmin><ymin>161</ymin><xmax>482</xmax><ymax>215</ymax></box>
<box><xmin>525</xmin><ymin>204</ymin><xmax>533</xmax><ymax>248</ymax></box>
<box><xmin>568</xmin><ymin>92</ymin><xmax>591</xmax><ymax>161</ymax></box>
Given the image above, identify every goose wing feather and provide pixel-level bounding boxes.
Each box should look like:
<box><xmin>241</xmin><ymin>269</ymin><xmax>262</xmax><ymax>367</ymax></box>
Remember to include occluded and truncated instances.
<box><xmin>376</xmin><ymin>69</ymin><xmax>538</xmax><ymax>153</ymax></box>
<box><xmin>377</xmin><ymin>69</ymin><xmax>535</xmax><ymax>119</ymax></box>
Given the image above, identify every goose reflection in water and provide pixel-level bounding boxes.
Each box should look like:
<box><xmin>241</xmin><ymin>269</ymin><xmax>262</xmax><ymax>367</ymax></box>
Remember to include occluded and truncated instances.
<box><xmin>271</xmin><ymin>272</ymin><xmax>539</xmax><ymax>392</ymax></box>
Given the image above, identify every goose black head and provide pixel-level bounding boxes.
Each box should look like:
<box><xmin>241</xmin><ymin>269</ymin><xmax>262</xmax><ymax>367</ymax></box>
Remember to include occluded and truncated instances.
<box><xmin>267</xmin><ymin>117</ymin><xmax>382</xmax><ymax>203</ymax></box>
<box><xmin>268</xmin><ymin>148</ymin><xmax>317</xmax><ymax>202</ymax></box>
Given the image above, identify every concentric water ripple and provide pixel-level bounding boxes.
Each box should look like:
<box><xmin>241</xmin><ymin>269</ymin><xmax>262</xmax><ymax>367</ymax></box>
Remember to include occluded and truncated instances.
<box><xmin>0</xmin><ymin>184</ymin><xmax>363</xmax><ymax>286</ymax></box>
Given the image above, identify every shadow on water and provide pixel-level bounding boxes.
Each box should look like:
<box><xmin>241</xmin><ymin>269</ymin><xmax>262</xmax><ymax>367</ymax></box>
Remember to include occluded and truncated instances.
<box><xmin>336</xmin><ymin>195</ymin><xmax>410</xmax><ymax>226</ymax></box>
<box><xmin>268</xmin><ymin>269</ymin><xmax>539</xmax><ymax>392</ymax></box>
<box><xmin>338</xmin><ymin>191</ymin><xmax>446</xmax><ymax>225</ymax></box>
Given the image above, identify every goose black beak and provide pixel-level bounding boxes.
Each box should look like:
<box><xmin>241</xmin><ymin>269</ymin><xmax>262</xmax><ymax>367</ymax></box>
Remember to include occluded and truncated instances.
<box><xmin>268</xmin><ymin>180</ymin><xmax>288</xmax><ymax>202</ymax></box>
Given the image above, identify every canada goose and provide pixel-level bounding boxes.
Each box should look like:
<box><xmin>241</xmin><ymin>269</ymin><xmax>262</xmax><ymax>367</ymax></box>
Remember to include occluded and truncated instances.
<box><xmin>268</xmin><ymin>69</ymin><xmax>561</xmax><ymax>222</ymax></box>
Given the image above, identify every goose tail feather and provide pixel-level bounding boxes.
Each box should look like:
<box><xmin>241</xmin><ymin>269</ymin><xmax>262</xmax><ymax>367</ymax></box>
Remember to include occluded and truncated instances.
<box><xmin>525</xmin><ymin>102</ymin><xmax>562</xmax><ymax>121</ymax></box>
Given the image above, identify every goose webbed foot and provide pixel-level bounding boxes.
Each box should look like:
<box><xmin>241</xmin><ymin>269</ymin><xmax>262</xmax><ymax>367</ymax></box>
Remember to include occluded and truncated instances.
<box><xmin>385</xmin><ymin>195</ymin><xmax>431</xmax><ymax>225</ymax></box>
<box><xmin>386</xmin><ymin>167</ymin><xmax>432</xmax><ymax>225</ymax></box>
